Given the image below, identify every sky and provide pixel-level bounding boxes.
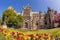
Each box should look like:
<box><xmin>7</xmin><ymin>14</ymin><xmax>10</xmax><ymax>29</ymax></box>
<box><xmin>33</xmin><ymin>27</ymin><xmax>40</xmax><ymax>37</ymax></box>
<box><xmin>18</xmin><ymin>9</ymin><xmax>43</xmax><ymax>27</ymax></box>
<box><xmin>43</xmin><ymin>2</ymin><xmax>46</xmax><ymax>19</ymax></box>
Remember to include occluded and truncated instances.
<box><xmin>0</xmin><ymin>0</ymin><xmax>60</xmax><ymax>16</ymax></box>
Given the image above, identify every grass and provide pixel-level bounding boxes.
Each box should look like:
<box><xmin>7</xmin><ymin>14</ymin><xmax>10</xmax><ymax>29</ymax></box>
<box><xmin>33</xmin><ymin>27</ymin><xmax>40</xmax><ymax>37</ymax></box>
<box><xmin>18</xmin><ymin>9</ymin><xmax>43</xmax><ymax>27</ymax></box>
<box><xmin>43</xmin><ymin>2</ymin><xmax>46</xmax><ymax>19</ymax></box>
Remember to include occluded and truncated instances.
<box><xmin>5</xmin><ymin>27</ymin><xmax>60</xmax><ymax>37</ymax></box>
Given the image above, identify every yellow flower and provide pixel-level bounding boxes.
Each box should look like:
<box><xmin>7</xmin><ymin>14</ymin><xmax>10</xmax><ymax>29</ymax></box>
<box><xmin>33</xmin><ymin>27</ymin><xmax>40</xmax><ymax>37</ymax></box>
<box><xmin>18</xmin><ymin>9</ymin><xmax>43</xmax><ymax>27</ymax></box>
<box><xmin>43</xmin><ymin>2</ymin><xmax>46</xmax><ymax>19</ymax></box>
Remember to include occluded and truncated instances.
<box><xmin>23</xmin><ymin>35</ymin><xmax>27</xmax><ymax>40</ymax></box>
<box><xmin>9</xmin><ymin>38</ymin><xmax>15</xmax><ymax>40</ymax></box>
<box><xmin>5</xmin><ymin>33</ymin><xmax>11</xmax><ymax>39</ymax></box>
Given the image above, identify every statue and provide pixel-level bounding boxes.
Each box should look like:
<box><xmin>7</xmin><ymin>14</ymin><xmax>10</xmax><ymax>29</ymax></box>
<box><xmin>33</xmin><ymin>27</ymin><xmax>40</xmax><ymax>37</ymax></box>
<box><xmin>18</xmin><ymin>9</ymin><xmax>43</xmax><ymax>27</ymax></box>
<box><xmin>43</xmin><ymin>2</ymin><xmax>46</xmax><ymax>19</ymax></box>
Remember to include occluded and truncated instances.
<box><xmin>2</xmin><ymin>17</ymin><xmax>7</xmax><ymax>28</ymax></box>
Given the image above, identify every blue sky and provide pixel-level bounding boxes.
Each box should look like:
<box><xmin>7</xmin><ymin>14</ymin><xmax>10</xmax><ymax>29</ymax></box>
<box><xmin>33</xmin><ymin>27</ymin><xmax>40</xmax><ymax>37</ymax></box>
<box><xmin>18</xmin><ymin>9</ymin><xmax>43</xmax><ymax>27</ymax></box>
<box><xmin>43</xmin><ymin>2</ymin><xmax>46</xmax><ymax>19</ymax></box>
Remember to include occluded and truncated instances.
<box><xmin>0</xmin><ymin>0</ymin><xmax>60</xmax><ymax>16</ymax></box>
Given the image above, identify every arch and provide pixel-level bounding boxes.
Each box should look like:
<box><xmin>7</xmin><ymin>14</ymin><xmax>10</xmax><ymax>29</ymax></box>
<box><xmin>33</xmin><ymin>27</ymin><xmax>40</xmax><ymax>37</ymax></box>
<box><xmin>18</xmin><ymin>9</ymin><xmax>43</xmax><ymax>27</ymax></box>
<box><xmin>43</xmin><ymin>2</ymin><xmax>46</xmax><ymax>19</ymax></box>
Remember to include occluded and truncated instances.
<box><xmin>25</xmin><ymin>22</ymin><xmax>28</xmax><ymax>28</ymax></box>
<box><xmin>36</xmin><ymin>22</ymin><xmax>38</xmax><ymax>29</ymax></box>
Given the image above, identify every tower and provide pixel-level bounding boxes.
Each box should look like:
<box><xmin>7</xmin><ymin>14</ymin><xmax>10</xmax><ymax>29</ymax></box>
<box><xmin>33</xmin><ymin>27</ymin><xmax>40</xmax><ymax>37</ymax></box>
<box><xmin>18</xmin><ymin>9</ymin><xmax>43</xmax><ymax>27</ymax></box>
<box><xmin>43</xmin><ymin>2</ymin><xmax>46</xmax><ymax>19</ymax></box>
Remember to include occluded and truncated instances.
<box><xmin>39</xmin><ymin>11</ymin><xmax>45</xmax><ymax>29</ymax></box>
<box><xmin>46</xmin><ymin>7</ymin><xmax>55</xmax><ymax>28</ymax></box>
<box><xmin>22</xmin><ymin>5</ymin><xmax>32</xmax><ymax>29</ymax></box>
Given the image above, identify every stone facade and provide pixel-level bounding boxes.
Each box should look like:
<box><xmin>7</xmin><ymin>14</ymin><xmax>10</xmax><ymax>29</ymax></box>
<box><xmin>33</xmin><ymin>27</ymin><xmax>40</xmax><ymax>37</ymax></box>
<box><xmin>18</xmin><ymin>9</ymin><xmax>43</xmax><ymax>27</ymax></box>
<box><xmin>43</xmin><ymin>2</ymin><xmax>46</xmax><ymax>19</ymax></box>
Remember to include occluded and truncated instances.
<box><xmin>21</xmin><ymin>5</ymin><xmax>45</xmax><ymax>30</ymax></box>
<box><xmin>20</xmin><ymin>5</ymin><xmax>60</xmax><ymax>30</ymax></box>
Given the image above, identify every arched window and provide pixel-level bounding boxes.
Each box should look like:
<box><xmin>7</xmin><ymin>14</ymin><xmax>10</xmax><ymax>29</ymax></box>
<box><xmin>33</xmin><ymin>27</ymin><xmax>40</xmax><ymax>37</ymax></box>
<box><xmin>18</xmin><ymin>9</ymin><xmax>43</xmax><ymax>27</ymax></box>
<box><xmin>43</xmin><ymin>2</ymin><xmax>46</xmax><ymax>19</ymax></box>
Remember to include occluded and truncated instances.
<box><xmin>25</xmin><ymin>22</ymin><xmax>28</xmax><ymax>28</ymax></box>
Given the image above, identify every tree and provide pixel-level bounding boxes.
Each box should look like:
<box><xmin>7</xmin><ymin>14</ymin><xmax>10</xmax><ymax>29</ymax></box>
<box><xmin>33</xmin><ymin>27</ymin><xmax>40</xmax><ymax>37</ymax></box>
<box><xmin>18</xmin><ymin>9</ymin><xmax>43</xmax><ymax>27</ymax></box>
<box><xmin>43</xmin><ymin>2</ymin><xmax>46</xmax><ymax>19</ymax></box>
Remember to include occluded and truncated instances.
<box><xmin>16</xmin><ymin>15</ymin><xmax>24</xmax><ymax>28</ymax></box>
<box><xmin>6</xmin><ymin>16</ymin><xmax>17</xmax><ymax>27</ymax></box>
<box><xmin>2</xmin><ymin>7</ymin><xmax>16</xmax><ymax>22</ymax></box>
<box><xmin>6</xmin><ymin>15</ymin><xmax>24</xmax><ymax>28</ymax></box>
<box><xmin>2</xmin><ymin>7</ymin><xmax>24</xmax><ymax>28</ymax></box>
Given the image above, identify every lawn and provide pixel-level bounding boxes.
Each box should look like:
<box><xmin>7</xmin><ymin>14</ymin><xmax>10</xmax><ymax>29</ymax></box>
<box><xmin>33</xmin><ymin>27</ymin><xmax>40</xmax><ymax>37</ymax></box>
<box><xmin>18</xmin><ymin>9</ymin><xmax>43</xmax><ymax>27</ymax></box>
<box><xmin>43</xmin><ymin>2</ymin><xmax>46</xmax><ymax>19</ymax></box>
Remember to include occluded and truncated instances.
<box><xmin>5</xmin><ymin>27</ymin><xmax>60</xmax><ymax>37</ymax></box>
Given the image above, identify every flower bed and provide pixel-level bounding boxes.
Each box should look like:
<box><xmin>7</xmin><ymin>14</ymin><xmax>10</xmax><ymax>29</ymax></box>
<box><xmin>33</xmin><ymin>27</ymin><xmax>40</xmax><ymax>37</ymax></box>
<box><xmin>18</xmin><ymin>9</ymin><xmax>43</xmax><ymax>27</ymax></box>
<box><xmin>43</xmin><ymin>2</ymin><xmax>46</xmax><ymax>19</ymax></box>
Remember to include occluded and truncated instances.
<box><xmin>0</xmin><ymin>27</ymin><xmax>60</xmax><ymax>40</ymax></box>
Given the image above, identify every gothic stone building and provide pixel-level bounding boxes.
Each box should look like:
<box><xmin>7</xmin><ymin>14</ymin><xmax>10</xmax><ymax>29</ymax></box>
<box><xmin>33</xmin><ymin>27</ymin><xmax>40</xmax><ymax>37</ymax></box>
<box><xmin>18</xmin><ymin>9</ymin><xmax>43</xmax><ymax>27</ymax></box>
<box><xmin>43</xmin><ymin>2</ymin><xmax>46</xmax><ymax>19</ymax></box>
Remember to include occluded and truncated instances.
<box><xmin>7</xmin><ymin>6</ymin><xmax>60</xmax><ymax>30</ymax></box>
<box><xmin>20</xmin><ymin>5</ymin><xmax>45</xmax><ymax>30</ymax></box>
<box><xmin>19</xmin><ymin>5</ymin><xmax>58</xmax><ymax>30</ymax></box>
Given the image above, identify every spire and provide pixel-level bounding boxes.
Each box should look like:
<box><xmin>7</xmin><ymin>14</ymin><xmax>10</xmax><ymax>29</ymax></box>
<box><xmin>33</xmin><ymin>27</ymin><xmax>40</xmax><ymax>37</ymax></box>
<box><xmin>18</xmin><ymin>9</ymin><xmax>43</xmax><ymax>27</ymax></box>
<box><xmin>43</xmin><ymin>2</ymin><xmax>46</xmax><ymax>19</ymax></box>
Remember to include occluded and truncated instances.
<box><xmin>27</xmin><ymin>3</ymin><xmax>31</xmax><ymax>8</ymax></box>
<box><xmin>23</xmin><ymin>3</ymin><xmax>31</xmax><ymax>9</ymax></box>
<box><xmin>22</xmin><ymin>3</ymin><xmax>30</xmax><ymax>9</ymax></box>
<box><xmin>47</xmin><ymin>7</ymin><xmax>52</xmax><ymax>13</ymax></box>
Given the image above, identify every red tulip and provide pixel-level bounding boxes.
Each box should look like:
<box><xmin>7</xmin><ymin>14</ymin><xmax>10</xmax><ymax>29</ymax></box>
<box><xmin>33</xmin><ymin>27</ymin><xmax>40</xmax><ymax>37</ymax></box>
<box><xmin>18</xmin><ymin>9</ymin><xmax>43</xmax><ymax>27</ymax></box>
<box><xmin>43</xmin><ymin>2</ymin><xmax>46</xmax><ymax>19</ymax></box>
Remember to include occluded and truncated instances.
<box><xmin>27</xmin><ymin>34</ymin><xmax>34</xmax><ymax>38</ymax></box>
<box><xmin>14</xmin><ymin>35</ymin><xmax>16</xmax><ymax>39</ymax></box>
<box><xmin>12</xmin><ymin>32</ymin><xmax>15</xmax><ymax>34</ymax></box>
<box><xmin>17</xmin><ymin>36</ymin><xmax>22</xmax><ymax>40</ymax></box>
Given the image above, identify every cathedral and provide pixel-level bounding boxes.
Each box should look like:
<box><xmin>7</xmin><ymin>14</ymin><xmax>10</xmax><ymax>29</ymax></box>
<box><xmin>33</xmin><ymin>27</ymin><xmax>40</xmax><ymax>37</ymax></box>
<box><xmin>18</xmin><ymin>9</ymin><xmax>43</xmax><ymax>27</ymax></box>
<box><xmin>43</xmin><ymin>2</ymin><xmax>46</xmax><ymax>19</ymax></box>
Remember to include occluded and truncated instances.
<box><xmin>20</xmin><ymin>5</ymin><xmax>59</xmax><ymax>30</ymax></box>
<box><xmin>21</xmin><ymin>5</ymin><xmax>45</xmax><ymax>30</ymax></box>
<box><xmin>5</xmin><ymin>5</ymin><xmax>60</xmax><ymax>30</ymax></box>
